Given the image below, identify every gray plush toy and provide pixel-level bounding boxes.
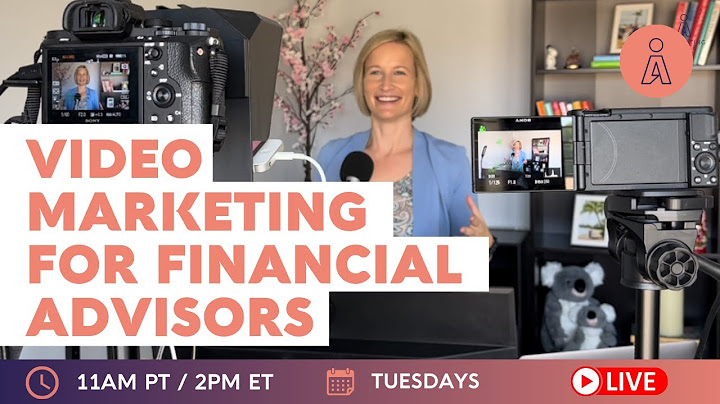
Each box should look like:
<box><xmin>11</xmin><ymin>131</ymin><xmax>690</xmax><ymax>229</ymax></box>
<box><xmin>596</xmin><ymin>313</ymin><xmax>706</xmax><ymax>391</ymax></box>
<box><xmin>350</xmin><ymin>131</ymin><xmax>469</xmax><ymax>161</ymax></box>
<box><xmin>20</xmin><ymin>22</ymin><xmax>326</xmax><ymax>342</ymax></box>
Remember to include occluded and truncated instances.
<box><xmin>564</xmin><ymin>302</ymin><xmax>617</xmax><ymax>351</ymax></box>
<box><xmin>540</xmin><ymin>261</ymin><xmax>605</xmax><ymax>352</ymax></box>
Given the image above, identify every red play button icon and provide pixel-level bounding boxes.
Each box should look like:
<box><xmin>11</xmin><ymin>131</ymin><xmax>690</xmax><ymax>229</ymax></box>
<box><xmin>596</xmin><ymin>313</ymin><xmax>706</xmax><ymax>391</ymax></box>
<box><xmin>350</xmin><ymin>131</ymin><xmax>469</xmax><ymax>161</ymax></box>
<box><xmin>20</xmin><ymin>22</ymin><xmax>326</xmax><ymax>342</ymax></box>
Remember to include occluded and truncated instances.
<box><xmin>572</xmin><ymin>367</ymin><xmax>601</xmax><ymax>396</ymax></box>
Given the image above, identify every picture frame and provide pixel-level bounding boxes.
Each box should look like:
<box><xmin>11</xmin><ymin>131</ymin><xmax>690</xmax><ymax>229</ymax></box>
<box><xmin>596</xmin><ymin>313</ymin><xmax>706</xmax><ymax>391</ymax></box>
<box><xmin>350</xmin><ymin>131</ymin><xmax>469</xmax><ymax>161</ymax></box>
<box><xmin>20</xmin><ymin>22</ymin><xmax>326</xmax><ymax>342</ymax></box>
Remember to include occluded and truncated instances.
<box><xmin>571</xmin><ymin>194</ymin><xmax>609</xmax><ymax>248</ymax></box>
<box><xmin>610</xmin><ymin>3</ymin><xmax>654</xmax><ymax>54</ymax></box>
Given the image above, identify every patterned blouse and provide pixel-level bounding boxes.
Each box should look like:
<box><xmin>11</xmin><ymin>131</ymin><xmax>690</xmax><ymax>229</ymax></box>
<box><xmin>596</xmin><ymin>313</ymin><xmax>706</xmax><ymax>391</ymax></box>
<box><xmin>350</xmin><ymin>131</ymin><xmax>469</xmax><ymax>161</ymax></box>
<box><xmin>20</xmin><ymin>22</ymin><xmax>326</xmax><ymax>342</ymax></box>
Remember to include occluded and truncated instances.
<box><xmin>393</xmin><ymin>172</ymin><xmax>413</xmax><ymax>237</ymax></box>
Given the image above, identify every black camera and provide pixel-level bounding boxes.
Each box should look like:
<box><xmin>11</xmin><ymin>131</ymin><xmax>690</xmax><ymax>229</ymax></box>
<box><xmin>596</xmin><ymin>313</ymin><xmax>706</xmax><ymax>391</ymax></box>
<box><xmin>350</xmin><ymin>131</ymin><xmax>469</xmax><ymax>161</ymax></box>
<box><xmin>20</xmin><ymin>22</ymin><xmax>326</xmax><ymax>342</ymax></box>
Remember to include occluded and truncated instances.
<box><xmin>471</xmin><ymin>107</ymin><xmax>719</xmax><ymax>192</ymax></box>
<box><xmin>42</xmin><ymin>0</ymin><xmax>223</xmax><ymax>129</ymax></box>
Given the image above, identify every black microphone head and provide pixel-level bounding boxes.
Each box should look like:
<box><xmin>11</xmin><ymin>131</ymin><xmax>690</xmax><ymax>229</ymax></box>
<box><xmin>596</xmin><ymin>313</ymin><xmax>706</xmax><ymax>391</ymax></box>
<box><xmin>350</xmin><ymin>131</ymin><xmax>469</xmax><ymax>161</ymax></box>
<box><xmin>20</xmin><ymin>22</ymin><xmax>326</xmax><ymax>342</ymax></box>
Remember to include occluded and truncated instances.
<box><xmin>481</xmin><ymin>145</ymin><xmax>487</xmax><ymax>157</ymax></box>
<box><xmin>74</xmin><ymin>93</ymin><xmax>81</xmax><ymax>101</ymax></box>
<box><xmin>340</xmin><ymin>151</ymin><xmax>374</xmax><ymax>182</ymax></box>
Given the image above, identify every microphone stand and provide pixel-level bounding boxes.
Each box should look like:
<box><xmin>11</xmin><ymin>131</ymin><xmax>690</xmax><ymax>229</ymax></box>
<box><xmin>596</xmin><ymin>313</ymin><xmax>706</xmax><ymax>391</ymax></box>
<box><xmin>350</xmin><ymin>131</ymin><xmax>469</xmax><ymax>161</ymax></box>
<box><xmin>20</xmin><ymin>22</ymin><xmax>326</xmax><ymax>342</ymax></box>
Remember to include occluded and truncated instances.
<box><xmin>606</xmin><ymin>190</ymin><xmax>720</xmax><ymax>359</ymax></box>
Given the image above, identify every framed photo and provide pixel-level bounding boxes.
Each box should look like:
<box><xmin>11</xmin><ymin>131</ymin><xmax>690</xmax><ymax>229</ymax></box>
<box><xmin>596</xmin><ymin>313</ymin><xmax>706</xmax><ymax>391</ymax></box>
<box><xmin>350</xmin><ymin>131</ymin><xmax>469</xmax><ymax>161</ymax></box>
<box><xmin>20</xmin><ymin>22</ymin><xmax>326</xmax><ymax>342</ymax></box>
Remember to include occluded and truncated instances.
<box><xmin>610</xmin><ymin>3</ymin><xmax>654</xmax><ymax>54</ymax></box>
<box><xmin>571</xmin><ymin>194</ymin><xmax>609</xmax><ymax>248</ymax></box>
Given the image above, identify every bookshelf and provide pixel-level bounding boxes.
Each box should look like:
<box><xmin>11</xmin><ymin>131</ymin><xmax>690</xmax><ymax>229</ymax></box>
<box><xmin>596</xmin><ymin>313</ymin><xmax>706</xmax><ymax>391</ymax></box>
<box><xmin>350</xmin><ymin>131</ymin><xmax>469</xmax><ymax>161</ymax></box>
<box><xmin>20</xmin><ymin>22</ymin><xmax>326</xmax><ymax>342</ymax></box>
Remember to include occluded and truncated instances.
<box><xmin>528</xmin><ymin>0</ymin><xmax>720</xmax><ymax>356</ymax></box>
<box><xmin>538</xmin><ymin>64</ymin><xmax>720</xmax><ymax>74</ymax></box>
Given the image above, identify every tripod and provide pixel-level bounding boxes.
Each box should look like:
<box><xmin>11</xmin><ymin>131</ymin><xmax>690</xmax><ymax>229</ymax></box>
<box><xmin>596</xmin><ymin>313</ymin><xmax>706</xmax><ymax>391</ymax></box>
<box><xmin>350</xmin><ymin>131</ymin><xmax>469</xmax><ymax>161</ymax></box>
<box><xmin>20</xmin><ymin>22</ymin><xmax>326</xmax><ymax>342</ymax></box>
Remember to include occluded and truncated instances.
<box><xmin>606</xmin><ymin>190</ymin><xmax>720</xmax><ymax>359</ymax></box>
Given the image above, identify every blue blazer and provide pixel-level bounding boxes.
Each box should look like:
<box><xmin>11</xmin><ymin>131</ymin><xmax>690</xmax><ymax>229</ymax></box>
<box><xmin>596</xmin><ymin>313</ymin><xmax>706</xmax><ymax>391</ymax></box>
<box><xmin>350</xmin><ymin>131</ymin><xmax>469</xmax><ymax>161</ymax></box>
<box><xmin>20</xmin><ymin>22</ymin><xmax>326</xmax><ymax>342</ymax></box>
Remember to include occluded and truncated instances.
<box><xmin>314</xmin><ymin>128</ymin><xmax>474</xmax><ymax>237</ymax></box>
<box><xmin>511</xmin><ymin>150</ymin><xmax>528</xmax><ymax>171</ymax></box>
<box><xmin>64</xmin><ymin>87</ymin><xmax>101</xmax><ymax>110</ymax></box>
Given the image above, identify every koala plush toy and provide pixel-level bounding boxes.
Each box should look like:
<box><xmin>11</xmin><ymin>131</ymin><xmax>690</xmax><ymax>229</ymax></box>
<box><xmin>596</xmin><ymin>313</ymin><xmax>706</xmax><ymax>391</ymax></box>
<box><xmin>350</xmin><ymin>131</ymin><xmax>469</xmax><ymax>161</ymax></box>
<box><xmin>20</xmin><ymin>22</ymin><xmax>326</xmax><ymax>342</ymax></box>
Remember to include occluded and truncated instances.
<box><xmin>564</xmin><ymin>302</ymin><xmax>617</xmax><ymax>351</ymax></box>
<box><xmin>540</xmin><ymin>261</ymin><xmax>606</xmax><ymax>352</ymax></box>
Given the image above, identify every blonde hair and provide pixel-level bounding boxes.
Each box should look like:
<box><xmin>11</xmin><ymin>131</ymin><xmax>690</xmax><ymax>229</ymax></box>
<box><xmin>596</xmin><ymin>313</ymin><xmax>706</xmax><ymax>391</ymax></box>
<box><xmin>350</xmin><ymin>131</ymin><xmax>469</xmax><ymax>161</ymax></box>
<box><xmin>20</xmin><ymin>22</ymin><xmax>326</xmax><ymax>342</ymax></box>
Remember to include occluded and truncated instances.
<box><xmin>513</xmin><ymin>140</ymin><xmax>523</xmax><ymax>149</ymax></box>
<box><xmin>353</xmin><ymin>29</ymin><xmax>432</xmax><ymax>119</ymax></box>
<box><xmin>74</xmin><ymin>65</ymin><xmax>89</xmax><ymax>84</ymax></box>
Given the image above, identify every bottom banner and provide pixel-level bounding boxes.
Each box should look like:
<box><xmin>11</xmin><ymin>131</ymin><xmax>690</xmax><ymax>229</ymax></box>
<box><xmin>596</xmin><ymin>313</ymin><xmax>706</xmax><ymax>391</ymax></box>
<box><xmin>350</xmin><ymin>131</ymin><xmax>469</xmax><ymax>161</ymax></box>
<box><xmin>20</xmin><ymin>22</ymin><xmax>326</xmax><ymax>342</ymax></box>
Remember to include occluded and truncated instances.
<box><xmin>0</xmin><ymin>359</ymin><xmax>715</xmax><ymax>403</ymax></box>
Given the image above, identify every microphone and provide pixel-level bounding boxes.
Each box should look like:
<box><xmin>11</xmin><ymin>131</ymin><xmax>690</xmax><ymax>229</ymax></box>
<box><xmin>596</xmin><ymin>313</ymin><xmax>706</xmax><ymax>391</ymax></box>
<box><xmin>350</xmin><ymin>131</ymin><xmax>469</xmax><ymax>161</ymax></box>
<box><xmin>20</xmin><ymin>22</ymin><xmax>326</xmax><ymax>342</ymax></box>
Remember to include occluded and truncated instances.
<box><xmin>74</xmin><ymin>93</ymin><xmax>81</xmax><ymax>110</ymax></box>
<box><xmin>340</xmin><ymin>151</ymin><xmax>374</xmax><ymax>182</ymax></box>
<box><xmin>480</xmin><ymin>145</ymin><xmax>487</xmax><ymax>178</ymax></box>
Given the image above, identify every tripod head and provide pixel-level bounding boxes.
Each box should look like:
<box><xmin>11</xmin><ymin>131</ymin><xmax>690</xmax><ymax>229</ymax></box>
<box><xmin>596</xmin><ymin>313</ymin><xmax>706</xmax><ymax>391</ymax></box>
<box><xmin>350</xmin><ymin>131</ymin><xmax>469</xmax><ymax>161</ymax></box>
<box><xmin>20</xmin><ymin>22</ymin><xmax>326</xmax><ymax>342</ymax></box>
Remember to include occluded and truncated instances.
<box><xmin>605</xmin><ymin>190</ymin><xmax>720</xmax><ymax>358</ymax></box>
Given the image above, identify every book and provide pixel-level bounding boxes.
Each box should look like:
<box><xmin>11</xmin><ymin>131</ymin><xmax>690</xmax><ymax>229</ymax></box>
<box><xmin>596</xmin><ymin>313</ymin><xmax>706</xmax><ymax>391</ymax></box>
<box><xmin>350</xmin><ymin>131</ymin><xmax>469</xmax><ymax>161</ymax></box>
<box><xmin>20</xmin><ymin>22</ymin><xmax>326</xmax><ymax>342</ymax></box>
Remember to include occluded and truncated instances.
<box><xmin>559</xmin><ymin>102</ymin><xmax>567</xmax><ymax>116</ymax></box>
<box><xmin>544</xmin><ymin>102</ymin><xmax>554</xmax><ymax>116</ymax></box>
<box><xmin>695</xmin><ymin>0</ymin><xmax>715</xmax><ymax>64</ymax></box>
<box><xmin>699</xmin><ymin>1</ymin><xmax>720</xmax><ymax>65</ymax></box>
<box><xmin>551</xmin><ymin>101</ymin><xmax>561</xmax><ymax>116</ymax></box>
<box><xmin>592</xmin><ymin>54</ymin><xmax>621</xmax><ymax>62</ymax></box>
<box><xmin>674</xmin><ymin>2</ymin><xmax>689</xmax><ymax>32</ymax></box>
<box><xmin>690</xmin><ymin>0</ymin><xmax>712</xmax><ymax>56</ymax></box>
<box><xmin>591</xmin><ymin>60</ymin><xmax>621</xmax><ymax>68</ymax></box>
<box><xmin>566</xmin><ymin>102</ymin><xmax>573</xmax><ymax>113</ymax></box>
<box><xmin>536</xmin><ymin>100</ymin><xmax>546</xmax><ymax>116</ymax></box>
<box><xmin>101</xmin><ymin>80</ymin><xmax>114</xmax><ymax>93</ymax></box>
<box><xmin>685</xmin><ymin>1</ymin><xmax>699</xmax><ymax>40</ymax></box>
<box><xmin>572</xmin><ymin>100</ymin><xmax>583</xmax><ymax>110</ymax></box>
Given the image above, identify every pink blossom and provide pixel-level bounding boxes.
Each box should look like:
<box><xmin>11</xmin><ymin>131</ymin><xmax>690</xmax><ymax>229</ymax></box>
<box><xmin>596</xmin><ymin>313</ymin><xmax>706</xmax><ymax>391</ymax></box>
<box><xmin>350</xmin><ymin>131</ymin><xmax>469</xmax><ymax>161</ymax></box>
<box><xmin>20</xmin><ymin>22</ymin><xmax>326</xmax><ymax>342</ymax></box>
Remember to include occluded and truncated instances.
<box><xmin>289</xmin><ymin>28</ymin><xmax>306</xmax><ymax>39</ymax></box>
<box><xmin>273</xmin><ymin>0</ymin><xmax>379</xmax><ymax>171</ymax></box>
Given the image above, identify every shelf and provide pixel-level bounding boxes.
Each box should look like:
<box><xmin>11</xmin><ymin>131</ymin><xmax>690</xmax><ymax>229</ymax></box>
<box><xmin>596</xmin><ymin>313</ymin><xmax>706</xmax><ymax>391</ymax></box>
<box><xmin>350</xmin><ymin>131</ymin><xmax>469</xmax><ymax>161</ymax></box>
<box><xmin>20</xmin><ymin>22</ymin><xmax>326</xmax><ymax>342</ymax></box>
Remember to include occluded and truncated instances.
<box><xmin>534</xmin><ymin>232</ymin><xmax>610</xmax><ymax>255</ymax></box>
<box><xmin>494</xmin><ymin>229</ymin><xmax>530</xmax><ymax>246</ymax></box>
<box><xmin>537</xmin><ymin>65</ymin><xmax>720</xmax><ymax>75</ymax></box>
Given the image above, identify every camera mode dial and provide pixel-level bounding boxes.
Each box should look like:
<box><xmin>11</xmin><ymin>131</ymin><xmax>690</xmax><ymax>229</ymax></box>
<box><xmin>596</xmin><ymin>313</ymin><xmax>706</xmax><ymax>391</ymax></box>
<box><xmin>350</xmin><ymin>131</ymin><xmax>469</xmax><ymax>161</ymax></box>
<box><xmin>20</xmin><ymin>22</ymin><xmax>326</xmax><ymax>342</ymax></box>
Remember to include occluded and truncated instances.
<box><xmin>695</xmin><ymin>152</ymin><xmax>716</xmax><ymax>174</ymax></box>
<box><xmin>144</xmin><ymin>19</ymin><xmax>172</xmax><ymax>28</ymax></box>
<box><xmin>183</xmin><ymin>22</ymin><xmax>208</xmax><ymax>32</ymax></box>
<box><xmin>155</xmin><ymin>28</ymin><xmax>177</xmax><ymax>37</ymax></box>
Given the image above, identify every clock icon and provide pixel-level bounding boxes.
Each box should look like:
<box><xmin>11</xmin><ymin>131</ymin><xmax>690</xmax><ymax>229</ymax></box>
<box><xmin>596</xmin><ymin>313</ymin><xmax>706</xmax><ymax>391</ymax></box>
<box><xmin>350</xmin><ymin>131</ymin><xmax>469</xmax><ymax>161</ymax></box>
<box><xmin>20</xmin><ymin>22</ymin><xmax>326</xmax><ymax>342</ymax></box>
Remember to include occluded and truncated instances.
<box><xmin>26</xmin><ymin>366</ymin><xmax>59</xmax><ymax>400</ymax></box>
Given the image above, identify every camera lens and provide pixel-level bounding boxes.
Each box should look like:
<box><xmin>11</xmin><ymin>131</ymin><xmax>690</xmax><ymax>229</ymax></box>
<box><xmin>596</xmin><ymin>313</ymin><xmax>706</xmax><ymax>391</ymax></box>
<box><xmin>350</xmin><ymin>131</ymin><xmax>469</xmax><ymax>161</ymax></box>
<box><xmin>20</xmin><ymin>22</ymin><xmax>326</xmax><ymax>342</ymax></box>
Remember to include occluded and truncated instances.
<box><xmin>695</xmin><ymin>152</ymin><xmax>716</xmax><ymax>174</ymax></box>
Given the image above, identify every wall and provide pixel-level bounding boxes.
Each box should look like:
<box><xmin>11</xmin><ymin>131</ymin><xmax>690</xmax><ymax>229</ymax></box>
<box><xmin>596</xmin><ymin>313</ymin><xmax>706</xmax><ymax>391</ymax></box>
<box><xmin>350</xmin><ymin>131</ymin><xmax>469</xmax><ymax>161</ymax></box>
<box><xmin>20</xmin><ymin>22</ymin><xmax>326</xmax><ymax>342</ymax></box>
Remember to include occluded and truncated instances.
<box><xmin>0</xmin><ymin>0</ymin><xmax>532</xmax><ymax>231</ymax></box>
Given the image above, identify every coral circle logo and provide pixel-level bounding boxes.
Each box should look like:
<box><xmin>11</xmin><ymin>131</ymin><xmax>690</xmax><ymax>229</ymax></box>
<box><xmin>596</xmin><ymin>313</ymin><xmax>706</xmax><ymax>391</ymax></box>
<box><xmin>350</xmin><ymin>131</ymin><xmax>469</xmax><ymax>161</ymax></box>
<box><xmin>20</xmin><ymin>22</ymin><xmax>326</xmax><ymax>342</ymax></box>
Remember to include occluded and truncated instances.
<box><xmin>620</xmin><ymin>24</ymin><xmax>693</xmax><ymax>98</ymax></box>
<box><xmin>571</xmin><ymin>367</ymin><xmax>601</xmax><ymax>396</ymax></box>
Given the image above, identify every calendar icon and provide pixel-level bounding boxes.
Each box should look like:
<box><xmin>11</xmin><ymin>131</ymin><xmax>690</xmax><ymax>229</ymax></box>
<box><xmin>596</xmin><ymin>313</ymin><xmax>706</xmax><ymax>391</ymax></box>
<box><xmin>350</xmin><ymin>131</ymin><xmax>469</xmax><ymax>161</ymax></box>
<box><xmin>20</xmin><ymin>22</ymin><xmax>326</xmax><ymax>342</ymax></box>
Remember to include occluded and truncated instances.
<box><xmin>326</xmin><ymin>368</ymin><xmax>354</xmax><ymax>396</ymax></box>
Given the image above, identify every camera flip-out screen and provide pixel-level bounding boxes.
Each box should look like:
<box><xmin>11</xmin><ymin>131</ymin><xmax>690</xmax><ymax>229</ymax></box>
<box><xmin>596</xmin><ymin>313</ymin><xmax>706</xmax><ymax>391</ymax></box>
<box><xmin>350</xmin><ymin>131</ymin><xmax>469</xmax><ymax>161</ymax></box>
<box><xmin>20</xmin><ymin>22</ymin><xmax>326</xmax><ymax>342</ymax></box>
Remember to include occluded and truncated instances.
<box><xmin>473</xmin><ymin>108</ymin><xmax>718</xmax><ymax>193</ymax></box>
<box><xmin>472</xmin><ymin>116</ymin><xmax>573</xmax><ymax>192</ymax></box>
<box><xmin>45</xmin><ymin>47</ymin><xmax>140</xmax><ymax>123</ymax></box>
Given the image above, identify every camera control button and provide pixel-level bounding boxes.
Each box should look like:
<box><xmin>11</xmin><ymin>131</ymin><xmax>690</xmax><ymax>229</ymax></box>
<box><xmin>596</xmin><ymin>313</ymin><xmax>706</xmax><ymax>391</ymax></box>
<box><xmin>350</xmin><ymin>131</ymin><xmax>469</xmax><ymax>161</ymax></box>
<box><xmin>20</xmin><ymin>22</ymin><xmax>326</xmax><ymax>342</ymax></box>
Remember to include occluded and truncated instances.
<box><xmin>167</xmin><ymin>115</ymin><xmax>175</xmax><ymax>123</ymax></box>
<box><xmin>152</xmin><ymin>84</ymin><xmax>175</xmax><ymax>108</ymax></box>
<box><xmin>711</xmin><ymin>143</ymin><xmax>717</xmax><ymax>150</ymax></box>
<box><xmin>694</xmin><ymin>143</ymin><xmax>702</xmax><ymax>151</ymax></box>
<box><xmin>712</xmin><ymin>176</ymin><xmax>718</xmax><ymax>184</ymax></box>
<box><xmin>695</xmin><ymin>152</ymin><xmax>716</xmax><ymax>174</ymax></box>
<box><xmin>150</xmin><ymin>70</ymin><xmax>158</xmax><ymax>77</ymax></box>
<box><xmin>150</xmin><ymin>115</ymin><xmax>159</xmax><ymax>123</ymax></box>
<box><xmin>695</xmin><ymin>176</ymin><xmax>703</xmax><ymax>184</ymax></box>
<box><xmin>146</xmin><ymin>47</ymin><xmax>162</xmax><ymax>61</ymax></box>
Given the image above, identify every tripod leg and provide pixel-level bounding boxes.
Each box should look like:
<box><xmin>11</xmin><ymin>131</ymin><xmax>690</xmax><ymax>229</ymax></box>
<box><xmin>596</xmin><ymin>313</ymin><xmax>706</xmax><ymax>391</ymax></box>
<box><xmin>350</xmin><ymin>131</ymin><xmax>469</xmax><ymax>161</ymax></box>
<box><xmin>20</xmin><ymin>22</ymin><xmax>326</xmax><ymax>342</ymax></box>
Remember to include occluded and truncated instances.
<box><xmin>635</xmin><ymin>290</ymin><xmax>660</xmax><ymax>359</ymax></box>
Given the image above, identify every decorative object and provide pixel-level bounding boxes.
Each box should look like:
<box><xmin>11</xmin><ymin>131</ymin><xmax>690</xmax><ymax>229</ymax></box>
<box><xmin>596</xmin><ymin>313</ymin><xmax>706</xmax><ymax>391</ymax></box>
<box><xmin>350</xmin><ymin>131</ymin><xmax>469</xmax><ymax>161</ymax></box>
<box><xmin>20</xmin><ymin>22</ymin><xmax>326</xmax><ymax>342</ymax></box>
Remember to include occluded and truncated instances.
<box><xmin>571</xmin><ymin>194</ymin><xmax>609</xmax><ymax>248</ymax></box>
<box><xmin>564</xmin><ymin>47</ymin><xmax>581</xmax><ymax>69</ymax></box>
<box><xmin>545</xmin><ymin>45</ymin><xmax>558</xmax><ymax>70</ymax></box>
<box><xmin>610</xmin><ymin>3</ymin><xmax>654</xmax><ymax>54</ymax></box>
<box><xmin>540</xmin><ymin>261</ymin><xmax>617</xmax><ymax>352</ymax></box>
<box><xmin>565</xmin><ymin>302</ymin><xmax>617</xmax><ymax>351</ymax></box>
<box><xmin>695</xmin><ymin>210</ymin><xmax>708</xmax><ymax>254</ymax></box>
<box><xmin>273</xmin><ymin>0</ymin><xmax>380</xmax><ymax>181</ymax></box>
<box><xmin>659</xmin><ymin>289</ymin><xmax>684</xmax><ymax>337</ymax></box>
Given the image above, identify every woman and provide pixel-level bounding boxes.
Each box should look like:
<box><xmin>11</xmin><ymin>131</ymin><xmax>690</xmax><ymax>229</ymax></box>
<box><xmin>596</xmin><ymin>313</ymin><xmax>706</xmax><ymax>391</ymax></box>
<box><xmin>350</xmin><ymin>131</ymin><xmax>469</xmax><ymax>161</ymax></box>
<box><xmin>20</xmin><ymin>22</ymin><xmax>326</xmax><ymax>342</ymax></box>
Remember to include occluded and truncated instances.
<box><xmin>315</xmin><ymin>29</ymin><xmax>494</xmax><ymax>247</ymax></box>
<box><xmin>507</xmin><ymin>140</ymin><xmax>527</xmax><ymax>172</ymax></box>
<box><xmin>64</xmin><ymin>65</ymin><xmax>101</xmax><ymax>111</ymax></box>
